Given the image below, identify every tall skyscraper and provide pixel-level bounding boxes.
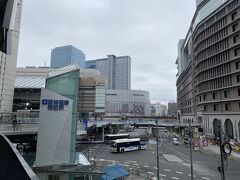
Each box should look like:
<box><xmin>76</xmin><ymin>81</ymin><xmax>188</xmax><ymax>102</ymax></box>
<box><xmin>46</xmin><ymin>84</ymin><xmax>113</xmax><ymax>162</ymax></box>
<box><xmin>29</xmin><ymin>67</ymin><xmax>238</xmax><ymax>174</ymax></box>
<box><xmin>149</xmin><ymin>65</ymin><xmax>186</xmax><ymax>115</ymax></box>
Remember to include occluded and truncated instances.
<box><xmin>0</xmin><ymin>0</ymin><xmax>23</xmax><ymax>114</ymax></box>
<box><xmin>86</xmin><ymin>55</ymin><xmax>131</xmax><ymax>90</ymax></box>
<box><xmin>176</xmin><ymin>0</ymin><xmax>240</xmax><ymax>141</ymax></box>
<box><xmin>50</xmin><ymin>45</ymin><xmax>86</xmax><ymax>68</ymax></box>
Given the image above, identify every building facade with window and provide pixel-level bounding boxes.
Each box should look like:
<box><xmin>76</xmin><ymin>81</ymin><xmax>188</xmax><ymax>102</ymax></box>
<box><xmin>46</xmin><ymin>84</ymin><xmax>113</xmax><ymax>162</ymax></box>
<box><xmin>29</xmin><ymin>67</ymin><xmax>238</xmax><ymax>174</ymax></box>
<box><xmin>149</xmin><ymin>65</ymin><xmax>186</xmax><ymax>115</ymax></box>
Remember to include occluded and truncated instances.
<box><xmin>105</xmin><ymin>90</ymin><xmax>150</xmax><ymax>116</ymax></box>
<box><xmin>86</xmin><ymin>55</ymin><xmax>131</xmax><ymax>90</ymax></box>
<box><xmin>50</xmin><ymin>45</ymin><xmax>86</xmax><ymax>68</ymax></box>
<box><xmin>176</xmin><ymin>0</ymin><xmax>240</xmax><ymax>140</ymax></box>
<box><xmin>13</xmin><ymin>66</ymin><xmax>106</xmax><ymax>116</ymax></box>
<box><xmin>0</xmin><ymin>0</ymin><xmax>23</xmax><ymax>116</ymax></box>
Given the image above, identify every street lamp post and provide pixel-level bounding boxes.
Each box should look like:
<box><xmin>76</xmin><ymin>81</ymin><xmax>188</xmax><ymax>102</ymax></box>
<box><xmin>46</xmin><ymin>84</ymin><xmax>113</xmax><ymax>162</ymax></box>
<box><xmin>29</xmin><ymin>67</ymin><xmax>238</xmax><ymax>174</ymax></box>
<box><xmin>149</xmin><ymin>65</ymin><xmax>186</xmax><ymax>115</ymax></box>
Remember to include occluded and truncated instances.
<box><xmin>178</xmin><ymin>112</ymin><xmax>181</xmax><ymax>137</ymax></box>
<box><xmin>156</xmin><ymin>118</ymin><xmax>160</xmax><ymax>180</ymax></box>
<box><xmin>189</xmin><ymin>120</ymin><xmax>194</xmax><ymax>180</ymax></box>
<box><xmin>219</xmin><ymin>120</ymin><xmax>226</xmax><ymax>180</ymax></box>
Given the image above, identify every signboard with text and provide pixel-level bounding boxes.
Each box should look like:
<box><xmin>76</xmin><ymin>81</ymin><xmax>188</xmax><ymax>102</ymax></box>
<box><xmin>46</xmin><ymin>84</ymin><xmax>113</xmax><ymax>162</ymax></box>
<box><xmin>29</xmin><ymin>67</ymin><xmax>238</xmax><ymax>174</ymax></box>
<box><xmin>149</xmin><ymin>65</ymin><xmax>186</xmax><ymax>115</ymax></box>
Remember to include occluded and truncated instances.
<box><xmin>41</xmin><ymin>99</ymin><xmax>69</xmax><ymax>111</ymax></box>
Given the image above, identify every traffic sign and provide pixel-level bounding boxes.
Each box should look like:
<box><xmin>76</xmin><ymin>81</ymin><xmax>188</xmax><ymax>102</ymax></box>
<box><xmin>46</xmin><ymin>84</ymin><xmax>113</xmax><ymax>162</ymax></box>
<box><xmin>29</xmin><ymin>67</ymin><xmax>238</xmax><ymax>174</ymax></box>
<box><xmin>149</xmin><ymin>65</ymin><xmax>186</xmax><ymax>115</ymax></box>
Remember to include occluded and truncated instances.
<box><xmin>222</xmin><ymin>142</ymin><xmax>232</xmax><ymax>156</ymax></box>
<box><xmin>193</xmin><ymin>139</ymin><xmax>200</xmax><ymax>147</ymax></box>
<box><xmin>202</xmin><ymin>139</ymin><xmax>208</xmax><ymax>147</ymax></box>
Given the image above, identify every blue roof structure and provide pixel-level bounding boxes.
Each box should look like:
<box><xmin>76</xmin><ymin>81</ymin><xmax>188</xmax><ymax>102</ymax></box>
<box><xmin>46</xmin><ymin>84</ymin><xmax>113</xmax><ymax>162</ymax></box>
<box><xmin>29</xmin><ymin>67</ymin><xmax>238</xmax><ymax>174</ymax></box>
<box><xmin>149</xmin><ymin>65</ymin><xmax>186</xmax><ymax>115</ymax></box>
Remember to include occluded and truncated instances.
<box><xmin>101</xmin><ymin>164</ymin><xmax>129</xmax><ymax>180</ymax></box>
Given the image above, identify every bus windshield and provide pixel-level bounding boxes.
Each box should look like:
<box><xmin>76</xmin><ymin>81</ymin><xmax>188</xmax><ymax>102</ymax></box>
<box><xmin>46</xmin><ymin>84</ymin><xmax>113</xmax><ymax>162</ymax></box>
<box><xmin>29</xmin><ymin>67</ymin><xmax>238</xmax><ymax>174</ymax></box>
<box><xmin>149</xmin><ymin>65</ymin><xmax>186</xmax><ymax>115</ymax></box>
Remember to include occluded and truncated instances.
<box><xmin>110</xmin><ymin>142</ymin><xmax>116</xmax><ymax>148</ymax></box>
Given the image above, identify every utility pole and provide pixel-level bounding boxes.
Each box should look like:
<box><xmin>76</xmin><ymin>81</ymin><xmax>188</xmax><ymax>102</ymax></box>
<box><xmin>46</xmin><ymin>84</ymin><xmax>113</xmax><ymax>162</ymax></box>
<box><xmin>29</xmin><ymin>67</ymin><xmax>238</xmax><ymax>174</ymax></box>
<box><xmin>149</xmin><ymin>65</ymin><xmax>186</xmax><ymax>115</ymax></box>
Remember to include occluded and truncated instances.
<box><xmin>189</xmin><ymin>120</ymin><xmax>194</xmax><ymax>180</ymax></box>
<box><xmin>219</xmin><ymin>120</ymin><xmax>226</xmax><ymax>180</ymax></box>
<box><xmin>156</xmin><ymin>118</ymin><xmax>160</xmax><ymax>180</ymax></box>
<box><xmin>178</xmin><ymin>113</ymin><xmax>181</xmax><ymax>137</ymax></box>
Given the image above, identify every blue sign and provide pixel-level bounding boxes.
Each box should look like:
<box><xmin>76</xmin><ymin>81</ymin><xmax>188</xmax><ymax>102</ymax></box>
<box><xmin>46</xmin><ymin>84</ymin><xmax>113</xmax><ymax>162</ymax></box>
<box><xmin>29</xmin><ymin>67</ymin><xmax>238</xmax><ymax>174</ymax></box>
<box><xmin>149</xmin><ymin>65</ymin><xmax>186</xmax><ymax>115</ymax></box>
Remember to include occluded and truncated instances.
<box><xmin>83</xmin><ymin>118</ymin><xmax>88</xmax><ymax>130</ymax></box>
<box><xmin>64</xmin><ymin>100</ymin><xmax>69</xmax><ymax>105</ymax></box>
<box><xmin>42</xmin><ymin>99</ymin><xmax>48</xmax><ymax>105</ymax></box>
<box><xmin>42</xmin><ymin>99</ymin><xmax>69</xmax><ymax>111</ymax></box>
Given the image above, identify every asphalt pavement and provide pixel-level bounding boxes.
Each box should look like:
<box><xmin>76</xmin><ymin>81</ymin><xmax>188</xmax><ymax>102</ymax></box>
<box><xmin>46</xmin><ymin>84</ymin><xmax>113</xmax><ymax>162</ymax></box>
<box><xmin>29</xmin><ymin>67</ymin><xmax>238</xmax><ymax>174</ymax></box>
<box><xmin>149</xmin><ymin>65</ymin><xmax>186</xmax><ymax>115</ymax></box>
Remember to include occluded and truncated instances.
<box><xmin>76</xmin><ymin>130</ymin><xmax>240</xmax><ymax>180</ymax></box>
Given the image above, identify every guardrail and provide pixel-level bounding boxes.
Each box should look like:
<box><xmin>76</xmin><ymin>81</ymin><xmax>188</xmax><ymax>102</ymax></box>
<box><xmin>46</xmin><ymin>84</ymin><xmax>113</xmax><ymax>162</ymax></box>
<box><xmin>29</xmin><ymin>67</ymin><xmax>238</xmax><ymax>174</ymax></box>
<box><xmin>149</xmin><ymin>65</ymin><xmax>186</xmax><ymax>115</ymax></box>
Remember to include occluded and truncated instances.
<box><xmin>0</xmin><ymin>122</ymin><xmax>38</xmax><ymax>133</ymax></box>
<box><xmin>0</xmin><ymin>135</ymin><xmax>39</xmax><ymax>180</ymax></box>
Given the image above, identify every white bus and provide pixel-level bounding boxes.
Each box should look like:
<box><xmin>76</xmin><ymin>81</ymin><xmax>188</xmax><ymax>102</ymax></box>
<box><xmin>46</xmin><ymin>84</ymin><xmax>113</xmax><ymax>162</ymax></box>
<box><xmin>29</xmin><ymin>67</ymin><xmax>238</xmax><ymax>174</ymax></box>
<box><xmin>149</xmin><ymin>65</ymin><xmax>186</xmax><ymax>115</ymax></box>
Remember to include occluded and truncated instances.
<box><xmin>110</xmin><ymin>138</ymin><xmax>147</xmax><ymax>153</ymax></box>
<box><xmin>104</xmin><ymin>133</ymin><xmax>130</xmax><ymax>144</ymax></box>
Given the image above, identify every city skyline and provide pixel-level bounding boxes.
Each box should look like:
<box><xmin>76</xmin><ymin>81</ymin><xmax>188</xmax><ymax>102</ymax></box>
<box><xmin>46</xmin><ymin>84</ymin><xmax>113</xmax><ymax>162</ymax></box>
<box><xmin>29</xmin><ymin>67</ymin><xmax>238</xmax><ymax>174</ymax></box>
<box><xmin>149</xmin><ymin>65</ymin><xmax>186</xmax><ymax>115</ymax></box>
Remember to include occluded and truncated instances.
<box><xmin>17</xmin><ymin>0</ymin><xmax>196</xmax><ymax>102</ymax></box>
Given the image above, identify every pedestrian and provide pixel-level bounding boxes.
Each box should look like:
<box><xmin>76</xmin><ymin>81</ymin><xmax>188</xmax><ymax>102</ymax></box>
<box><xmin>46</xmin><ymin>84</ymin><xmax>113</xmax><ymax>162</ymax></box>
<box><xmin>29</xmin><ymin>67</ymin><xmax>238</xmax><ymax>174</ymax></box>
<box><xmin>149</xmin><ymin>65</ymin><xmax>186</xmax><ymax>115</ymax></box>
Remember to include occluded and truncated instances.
<box><xmin>18</xmin><ymin>119</ymin><xmax>22</xmax><ymax>130</ymax></box>
<box><xmin>12</xmin><ymin>119</ymin><xmax>17</xmax><ymax>131</ymax></box>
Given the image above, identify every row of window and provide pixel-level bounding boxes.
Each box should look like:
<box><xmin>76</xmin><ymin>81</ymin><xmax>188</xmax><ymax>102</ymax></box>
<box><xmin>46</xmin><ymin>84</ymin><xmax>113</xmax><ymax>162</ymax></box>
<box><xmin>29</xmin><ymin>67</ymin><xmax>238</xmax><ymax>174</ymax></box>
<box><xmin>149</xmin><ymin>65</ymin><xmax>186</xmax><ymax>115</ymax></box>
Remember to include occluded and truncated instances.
<box><xmin>196</xmin><ymin>63</ymin><xmax>231</xmax><ymax>84</ymax></box>
<box><xmin>182</xmin><ymin>88</ymin><xmax>240</xmax><ymax>112</ymax></box>
<box><xmin>199</xmin><ymin>90</ymin><xmax>228</xmax><ymax>102</ymax></box>
<box><xmin>193</xmin><ymin>0</ymin><xmax>239</xmax><ymax>44</ymax></box>
<box><xmin>203</xmin><ymin>102</ymin><xmax>240</xmax><ymax>112</ymax></box>
<box><xmin>228</xmin><ymin>0</ymin><xmax>240</xmax><ymax>12</ymax></box>
<box><xmin>195</xmin><ymin>38</ymin><xmax>229</xmax><ymax>64</ymax></box>
<box><xmin>203</xmin><ymin>103</ymin><xmax>240</xmax><ymax>112</ymax></box>
<box><xmin>198</xmin><ymin>88</ymin><xmax>240</xmax><ymax>103</ymax></box>
<box><xmin>197</xmin><ymin>75</ymin><xmax>232</xmax><ymax>93</ymax></box>
<box><xmin>182</xmin><ymin>107</ymin><xmax>192</xmax><ymax>114</ymax></box>
<box><xmin>194</xmin><ymin>27</ymin><xmax>228</xmax><ymax>54</ymax></box>
<box><xmin>195</xmin><ymin>51</ymin><xmax>230</xmax><ymax>74</ymax></box>
<box><xmin>181</xmin><ymin>100</ymin><xmax>192</xmax><ymax>108</ymax></box>
<box><xmin>194</xmin><ymin>5</ymin><xmax>227</xmax><ymax>36</ymax></box>
<box><xmin>178</xmin><ymin>90</ymin><xmax>192</xmax><ymax>103</ymax></box>
<box><xmin>196</xmin><ymin>45</ymin><xmax>240</xmax><ymax>93</ymax></box>
<box><xmin>193</xmin><ymin>17</ymin><xmax>228</xmax><ymax>52</ymax></box>
<box><xmin>177</xmin><ymin>72</ymin><xmax>192</xmax><ymax>97</ymax></box>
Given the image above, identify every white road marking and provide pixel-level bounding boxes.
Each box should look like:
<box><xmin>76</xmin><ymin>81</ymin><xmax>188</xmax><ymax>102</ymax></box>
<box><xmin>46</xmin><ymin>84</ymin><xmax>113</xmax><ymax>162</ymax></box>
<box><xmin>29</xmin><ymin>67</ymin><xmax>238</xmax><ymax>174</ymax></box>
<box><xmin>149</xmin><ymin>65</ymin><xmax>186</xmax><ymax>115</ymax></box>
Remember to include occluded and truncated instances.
<box><xmin>171</xmin><ymin>177</ymin><xmax>179</xmax><ymax>180</ymax></box>
<box><xmin>188</xmin><ymin>174</ymin><xmax>196</xmax><ymax>177</ymax></box>
<box><xmin>181</xmin><ymin>162</ymin><xmax>190</xmax><ymax>167</ymax></box>
<box><xmin>159</xmin><ymin>174</ymin><xmax>166</xmax><ymax>177</ymax></box>
<box><xmin>176</xmin><ymin>171</ymin><xmax>183</xmax><ymax>174</ymax></box>
<box><xmin>128</xmin><ymin>160</ymin><xmax>137</xmax><ymax>163</ymax></box>
<box><xmin>163</xmin><ymin>154</ymin><xmax>184</xmax><ymax>163</ymax></box>
<box><xmin>201</xmin><ymin>177</ymin><xmax>210</xmax><ymax>180</ymax></box>
<box><xmin>164</xmin><ymin>169</ymin><xmax>171</xmax><ymax>172</ymax></box>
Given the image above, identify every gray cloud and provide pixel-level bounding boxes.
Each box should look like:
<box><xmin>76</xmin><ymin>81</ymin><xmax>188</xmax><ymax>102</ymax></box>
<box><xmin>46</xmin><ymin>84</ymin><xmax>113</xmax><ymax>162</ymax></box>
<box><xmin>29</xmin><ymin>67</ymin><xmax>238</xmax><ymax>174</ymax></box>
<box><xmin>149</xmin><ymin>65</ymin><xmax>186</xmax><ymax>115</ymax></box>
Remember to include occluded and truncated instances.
<box><xmin>17</xmin><ymin>0</ymin><xmax>196</xmax><ymax>102</ymax></box>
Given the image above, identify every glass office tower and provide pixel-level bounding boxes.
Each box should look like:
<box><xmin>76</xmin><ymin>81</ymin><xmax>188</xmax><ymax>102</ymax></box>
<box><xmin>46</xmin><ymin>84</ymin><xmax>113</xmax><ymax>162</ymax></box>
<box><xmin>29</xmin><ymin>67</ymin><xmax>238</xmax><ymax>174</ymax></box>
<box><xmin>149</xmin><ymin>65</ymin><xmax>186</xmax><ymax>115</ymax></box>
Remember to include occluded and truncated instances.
<box><xmin>50</xmin><ymin>45</ymin><xmax>86</xmax><ymax>68</ymax></box>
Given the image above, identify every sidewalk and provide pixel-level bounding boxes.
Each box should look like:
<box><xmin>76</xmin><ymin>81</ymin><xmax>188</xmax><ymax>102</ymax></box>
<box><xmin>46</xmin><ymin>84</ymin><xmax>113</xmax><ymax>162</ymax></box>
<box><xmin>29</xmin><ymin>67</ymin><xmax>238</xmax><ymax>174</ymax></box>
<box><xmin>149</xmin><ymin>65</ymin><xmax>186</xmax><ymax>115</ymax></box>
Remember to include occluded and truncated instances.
<box><xmin>203</xmin><ymin>145</ymin><xmax>240</xmax><ymax>159</ymax></box>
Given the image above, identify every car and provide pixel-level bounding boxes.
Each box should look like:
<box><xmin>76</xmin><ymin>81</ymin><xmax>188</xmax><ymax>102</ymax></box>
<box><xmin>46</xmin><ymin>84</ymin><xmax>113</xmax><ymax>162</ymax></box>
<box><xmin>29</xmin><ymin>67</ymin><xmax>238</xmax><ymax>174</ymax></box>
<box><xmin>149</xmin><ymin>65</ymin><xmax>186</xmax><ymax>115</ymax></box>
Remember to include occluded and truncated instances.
<box><xmin>173</xmin><ymin>138</ymin><xmax>179</xmax><ymax>145</ymax></box>
<box><xmin>164</xmin><ymin>129</ymin><xmax>168</xmax><ymax>132</ymax></box>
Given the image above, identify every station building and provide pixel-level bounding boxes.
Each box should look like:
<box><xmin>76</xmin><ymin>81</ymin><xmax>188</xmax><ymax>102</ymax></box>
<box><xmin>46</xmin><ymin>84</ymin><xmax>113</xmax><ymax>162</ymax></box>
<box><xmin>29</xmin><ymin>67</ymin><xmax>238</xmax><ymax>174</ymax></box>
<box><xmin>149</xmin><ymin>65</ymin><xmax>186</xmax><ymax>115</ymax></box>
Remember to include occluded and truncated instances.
<box><xmin>13</xmin><ymin>66</ymin><xmax>106</xmax><ymax>118</ymax></box>
<box><xmin>105</xmin><ymin>90</ymin><xmax>151</xmax><ymax>116</ymax></box>
<box><xmin>176</xmin><ymin>0</ymin><xmax>240</xmax><ymax>140</ymax></box>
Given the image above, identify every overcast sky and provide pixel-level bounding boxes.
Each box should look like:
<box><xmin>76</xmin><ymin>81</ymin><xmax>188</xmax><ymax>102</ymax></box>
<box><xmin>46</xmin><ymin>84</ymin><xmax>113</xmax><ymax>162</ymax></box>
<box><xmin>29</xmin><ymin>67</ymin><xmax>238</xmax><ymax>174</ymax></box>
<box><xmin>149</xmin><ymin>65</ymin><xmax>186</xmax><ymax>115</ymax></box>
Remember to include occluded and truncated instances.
<box><xmin>17</xmin><ymin>0</ymin><xmax>196</xmax><ymax>103</ymax></box>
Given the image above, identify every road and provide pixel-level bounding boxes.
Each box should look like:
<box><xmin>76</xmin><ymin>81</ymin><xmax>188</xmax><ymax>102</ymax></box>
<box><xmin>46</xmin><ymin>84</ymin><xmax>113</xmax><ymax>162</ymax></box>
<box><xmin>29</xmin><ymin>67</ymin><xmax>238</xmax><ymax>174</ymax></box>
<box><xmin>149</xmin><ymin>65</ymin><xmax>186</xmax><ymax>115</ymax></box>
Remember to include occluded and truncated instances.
<box><xmin>77</xmin><ymin>129</ymin><xmax>240</xmax><ymax>180</ymax></box>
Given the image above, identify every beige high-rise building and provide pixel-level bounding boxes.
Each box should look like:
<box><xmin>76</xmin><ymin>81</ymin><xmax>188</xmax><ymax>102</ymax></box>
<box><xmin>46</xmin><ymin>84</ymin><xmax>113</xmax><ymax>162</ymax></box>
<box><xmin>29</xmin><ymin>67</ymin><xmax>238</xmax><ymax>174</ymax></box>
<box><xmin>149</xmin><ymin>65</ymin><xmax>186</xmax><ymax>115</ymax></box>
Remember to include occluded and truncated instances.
<box><xmin>176</xmin><ymin>0</ymin><xmax>240</xmax><ymax>140</ymax></box>
<box><xmin>0</xmin><ymin>0</ymin><xmax>23</xmax><ymax>115</ymax></box>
